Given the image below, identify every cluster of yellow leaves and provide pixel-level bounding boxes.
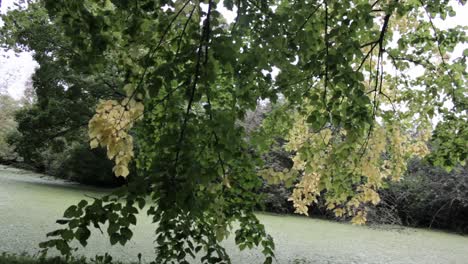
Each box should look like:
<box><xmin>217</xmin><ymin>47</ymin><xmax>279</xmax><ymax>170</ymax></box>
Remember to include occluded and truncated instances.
<box><xmin>258</xmin><ymin>168</ymin><xmax>295</xmax><ymax>186</ymax></box>
<box><xmin>325</xmin><ymin>128</ymin><xmax>386</xmax><ymax>224</ymax></box>
<box><xmin>388</xmin><ymin>125</ymin><xmax>406</xmax><ymax>181</ymax></box>
<box><xmin>408</xmin><ymin>129</ymin><xmax>431</xmax><ymax>157</ymax></box>
<box><xmin>387</xmin><ymin>124</ymin><xmax>430</xmax><ymax>181</ymax></box>
<box><xmin>88</xmin><ymin>98</ymin><xmax>144</xmax><ymax>178</ymax></box>
<box><xmin>351</xmin><ymin>211</ymin><xmax>367</xmax><ymax>225</ymax></box>
<box><xmin>267</xmin><ymin>112</ymin><xmax>431</xmax><ymax>225</ymax></box>
<box><xmin>288</xmin><ymin>172</ymin><xmax>322</xmax><ymax>215</ymax></box>
<box><xmin>286</xmin><ymin>115</ymin><xmax>332</xmax><ymax>215</ymax></box>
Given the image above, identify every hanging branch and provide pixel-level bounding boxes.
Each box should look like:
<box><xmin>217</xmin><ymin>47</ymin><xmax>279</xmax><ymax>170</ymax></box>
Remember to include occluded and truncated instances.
<box><xmin>323</xmin><ymin>1</ymin><xmax>329</xmax><ymax>107</ymax></box>
<box><xmin>357</xmin><ymin>1</ymin><xmax>397</xmax><ymax>159</ymax></box>
<box><xmin>200</xmin><ymin>1</ymin><xmax>228</xmax><ymax>180</ymax></box>
<box><xmin>176</xmin><ymin>5</ymin><xmax>197</xmax><ymax>56</ymax></box>
<box><xmin>418</xmin><ymin>0</ymin><xmax>457</xmax><ymax>100</ymax></box>
<box><xmin>174</xmin><ymin>0</ymin><xmax>214</xmax><ymax>170</ymax></box>
<box><xmin>357</xmin><ymin>3</ymin><xmax>394</xmax><ymax>71</ymax></box>
<box><xmin>124</xmin><ymin>0</ymin><xmax>192</xmax><ymax>107</ymax></box>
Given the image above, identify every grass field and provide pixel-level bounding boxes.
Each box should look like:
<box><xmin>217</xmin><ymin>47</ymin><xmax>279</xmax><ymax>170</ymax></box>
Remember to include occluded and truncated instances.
<box><xmin>1</xmin><ymin>165</ymin><xmax>467</xmax><ymax>264</ymax></box>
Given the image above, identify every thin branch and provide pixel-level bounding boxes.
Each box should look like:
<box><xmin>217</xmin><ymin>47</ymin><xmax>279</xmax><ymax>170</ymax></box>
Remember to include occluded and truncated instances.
<box><xmin>48</xmin><ymin>122</ymin><xmax>89</xmax><ymax>140</ymax></box>
<box><xmin>232</xmin><ymin>0</ymin><xmax>242</xmax><ymax>33</ymax></box>
<box><xmin>380</xmin><ymin>91</ymin><xmax>398</xmax><ymax>113</ymax></box>
<box><xmin>99</xmin><ymin>78</ymin><xmax>127</xmax><ymax>98</ymax></box>
<box><xmin>357</xmin><ymin>42</ymin><xmax>378</xmax><ymax>71</ymax></box>
<box><xmin>176</xmin><ymin>5</ymin><xmax>197</xmax><ymax>56</ymax></box>
<box><xmin>323</xmin><ymin>1</ymin><xmax>329</xmax><ymax>107</ymax></box>
<box><xmin>385</xmin><ymin>52</ymin><xmax>434</xmax><ymax>69</ymax></box>
<box><xmin>371</xmin><ymin>0</ymin><xmax>382</xmax><ymax>8</ymax></box>
<box><xmin>356</xmin><ymin>2</ymin><xmax>397</xmax><ymax>161</ymax></box>
<box><xmin>291</xmin><ymin>3</ymin><xmax>323</xmax><ymax>41</ymax></box>
<box><xmin>357</xmin><ymin>6</ymin><xmax>394</xmax><ymax>71</ymax></box>
<box><xmin>429</xmin><ymin>200</ymin><xmax>451</xmax><ymax>229</ymax></box>
<box><xmin>418</xmin><ymin>0</ymin><xmax>456</xmax><ymax>98</ymax></box>
<box><xmin>360</xmin><ymin>40</ymin><xmax>379</xmax><ymax>48</ymax></box>
<box><xmin>201</xmin><ymin>0</ymin><xmax>228</xmax><ymax>181</ymax></box>
<box><xmin>174</xmin><ymin>1</ymin><xmax>213</xmax><ymax>169</ymax></box>
<box><xmin>125</xmin><ymin>0</ymin><xmax>192</xmax><ymax>106</ymax></box>
<box><xmin>114</xmin><ymin>0</ymin><xmax>192</xmax><ymax>130</ymax></box>
<box><xmin>419</xmin><ymin>0</ymin><xmax>447</xmax><ymax>65</ymax></box>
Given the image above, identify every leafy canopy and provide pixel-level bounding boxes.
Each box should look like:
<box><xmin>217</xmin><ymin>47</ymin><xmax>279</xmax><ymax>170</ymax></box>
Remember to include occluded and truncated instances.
<box><xmin>1</xmin><ymin>0</ymin><xmax>466</xmax><ymax>263</ymax></box>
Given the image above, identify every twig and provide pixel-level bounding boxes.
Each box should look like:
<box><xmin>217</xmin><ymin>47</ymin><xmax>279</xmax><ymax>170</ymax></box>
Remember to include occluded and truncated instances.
<box><xmin>174</xmin><ymin>0</ymin><xmax>214</xmax><ymax>169</ymax></box>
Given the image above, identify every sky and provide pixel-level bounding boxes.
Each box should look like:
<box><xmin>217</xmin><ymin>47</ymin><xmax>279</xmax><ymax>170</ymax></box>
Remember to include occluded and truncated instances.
<box><xmin>0</xmin><ymin>0</ymin><xmax>467</xmax><ymax>100</ymax></box>
<box><xmin>0</xmin><ymin>0</ymin><xmax>38</xmax><ymax>99</ymax></box>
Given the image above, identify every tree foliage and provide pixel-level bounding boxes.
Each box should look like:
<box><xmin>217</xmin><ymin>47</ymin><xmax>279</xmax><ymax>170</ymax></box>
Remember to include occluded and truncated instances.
<box><xmin>0</xmin><ymin>2</ymin><xmax>128</xmax><ymax>184</ymax></box>
<box><xmin>1</xmin><ymin>0</ymin><xmax>467</xmax><ymax>263</ymax></box>
<box><xmin>0</xmin><ymin>94</ymin><xmax>19</xmax><ymax>161</ymax></box>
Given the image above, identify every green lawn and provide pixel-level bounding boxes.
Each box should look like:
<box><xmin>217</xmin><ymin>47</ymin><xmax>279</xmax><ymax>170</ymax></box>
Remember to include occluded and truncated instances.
<box><xmin>1</xmin><ymin>165</ymin><xmax>467</xmax><ymax>264</ymax></box>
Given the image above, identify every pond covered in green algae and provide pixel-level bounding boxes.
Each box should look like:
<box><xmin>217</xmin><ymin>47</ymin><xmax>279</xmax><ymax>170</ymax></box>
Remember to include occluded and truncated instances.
<box><xmin>1</xmin><ymin>165</ymin><xmax>468</xmax><ymax>264</ymax></box>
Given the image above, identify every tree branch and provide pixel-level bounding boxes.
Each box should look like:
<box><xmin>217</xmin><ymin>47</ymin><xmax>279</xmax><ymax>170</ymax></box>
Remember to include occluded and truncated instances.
<box><xmin>174</xmin><ymin>0</ymin><xmax>214</xmax><ymax>170</ymax></box>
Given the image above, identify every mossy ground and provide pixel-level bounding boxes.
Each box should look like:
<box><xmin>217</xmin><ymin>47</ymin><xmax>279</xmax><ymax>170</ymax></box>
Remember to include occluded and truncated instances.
<box><xmin>1</xmin><ymin>166</ymin><xmax>468</xmax><ymax>264</ymax></box>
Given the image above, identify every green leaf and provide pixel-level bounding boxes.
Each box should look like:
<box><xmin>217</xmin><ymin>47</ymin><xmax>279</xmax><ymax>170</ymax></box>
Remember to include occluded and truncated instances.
<box><xmin>63</xmin><ymin>205</ymin><xmax>78</xmax><ymax>218</ymax></box>
<box><xmin>78</xmin><ymin>200</ymin><xmax>88</xmax><ymax>208</ymax></box>
<box><xmin>110</xmin><ymin>233</ymin><xmax>120</xmax><ymax>246</ymax></box>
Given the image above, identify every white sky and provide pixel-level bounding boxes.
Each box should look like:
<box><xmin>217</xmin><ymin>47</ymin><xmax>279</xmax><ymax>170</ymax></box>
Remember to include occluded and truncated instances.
<box><xmin>0</xmin><ymin>0</ymin><xmax>38</xmax><ymax>99</ymax></box>
<box><xmin>0</xmin><ymin>0</ymin><xmax>466</xmax><ymax>100</ymax></box>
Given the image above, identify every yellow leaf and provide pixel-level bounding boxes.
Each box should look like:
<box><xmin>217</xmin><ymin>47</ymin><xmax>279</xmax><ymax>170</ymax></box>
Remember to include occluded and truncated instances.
<box><xmin>334</xmin><ymin>208</ymin><xmax>345</xmax><ymax>217</ymax></box>
<box><xmin>90</xmin><ymin>139</ymin><xmax>99</xmax><ymax>149</ymax></box>
<box><xmin>351</xmin><ymin>211</ymin><xmax>367</xmax><ymax>225</ymax></box>
<box><xmin>114</xmin><ymin>165</ymin><xmax>129</xmax><ymax>178</ymax></box>
<box><xmin>223</xmin><ymin>177</ymin><xmax>232</xmax><ymax>188</ymax></box>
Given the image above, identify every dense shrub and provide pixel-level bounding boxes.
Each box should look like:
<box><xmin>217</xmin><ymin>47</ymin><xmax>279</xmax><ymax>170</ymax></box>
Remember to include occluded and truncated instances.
<box><xmin>0</xmin><ymin>253</ymin><xmax>138</xmax><ymax>264</ymax></box>
<box><xmin>58</xmin><ymin>145</ymin><xmax>127</xmax><ymax>187</ymax></box>
<box><xmin>4</xmin><ymin>134</ymin><xmax>126</xmax><ymax>187</ymax></box>
<box><xmin>369</xmin><ymin>159</ymin><xmax>468</xmax><ymax>233</ymax></box>
<box><xmin>4</xmin><ymin>103</ymin><xmax>125</xmax><ymax>187</ymax></box>
<box><xmin>259</xmin><ymin>148</ymin><xmax>294</xmax><ymax>214</ymax></box>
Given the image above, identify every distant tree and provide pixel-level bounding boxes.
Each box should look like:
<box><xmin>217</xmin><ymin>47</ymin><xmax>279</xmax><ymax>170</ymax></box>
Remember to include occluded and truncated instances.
<box><xmin>0</xmin><ymin>1</ymin><xmax>124</xmax><ymax>166</ymax></box>
<box><xmin>0</xmin><ymin>94</ymin><xmax>19</xmax><ymax>162</ymax></box>
<box><xmin>19</xmin><ymin>78</ymin><xmax>36</xmax><ymax>107</ymax></box>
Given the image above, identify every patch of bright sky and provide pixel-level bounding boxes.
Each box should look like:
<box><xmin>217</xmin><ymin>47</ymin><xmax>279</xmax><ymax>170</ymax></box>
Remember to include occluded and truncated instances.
<box><xmin>0</xmin><ymin>0</ymin><xmax>466</xmax><ymax>101</ymax></box>
<box><xmin>0</xmin><ymin>0</ymin><xmax>38</xmax><ymax>99</ymax></box>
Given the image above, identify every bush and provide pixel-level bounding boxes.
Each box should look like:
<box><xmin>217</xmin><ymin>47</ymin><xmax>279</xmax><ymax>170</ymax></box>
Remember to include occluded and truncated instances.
<box><xmin>259</xmin><ymin>148</ymin><xmax>295</xmax><ymax>214</ymax></box>
<box><xmin>0</xmin><ymin>253</ymin><xmax>87</xmax><ymax>264</ymax></box>
<box><xmin>0</xmin><ymin>253</ymin><xmax>139</xmax><ymax>264</ymax></box>
<box><xmin>368</xmin><ymin>159</ymin><xmax>468</xmax><ymax>233</ymax></box>
<box><xmin>58</xmin><ymin>145</ymin><xmax>126</xmax><ymax>187</ymax></box>
<box><xmin>5</xmin><ymin>136</ymin><xmax>126</xmax><ymax>187</ymax></box>
<box><xmin>5</xmin><ymin>100</ymin><xmax>124</xmax><ymax>187</ymax></box>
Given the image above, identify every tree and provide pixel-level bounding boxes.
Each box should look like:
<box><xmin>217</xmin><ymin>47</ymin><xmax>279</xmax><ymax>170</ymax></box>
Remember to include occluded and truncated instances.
<box><xmin>0</xmin><ymin>94</ymin><xmax>19</xmax><ymax>162</ymax></box>
<box><xmin>0</xmin><ymin>2</ymin><xmax>128</xmax><ymax>183</ymax></box>
<box><xmin>1</xmin><ymin>0</ymin><xmax>466</xmax><ymax>263</ymax></box>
